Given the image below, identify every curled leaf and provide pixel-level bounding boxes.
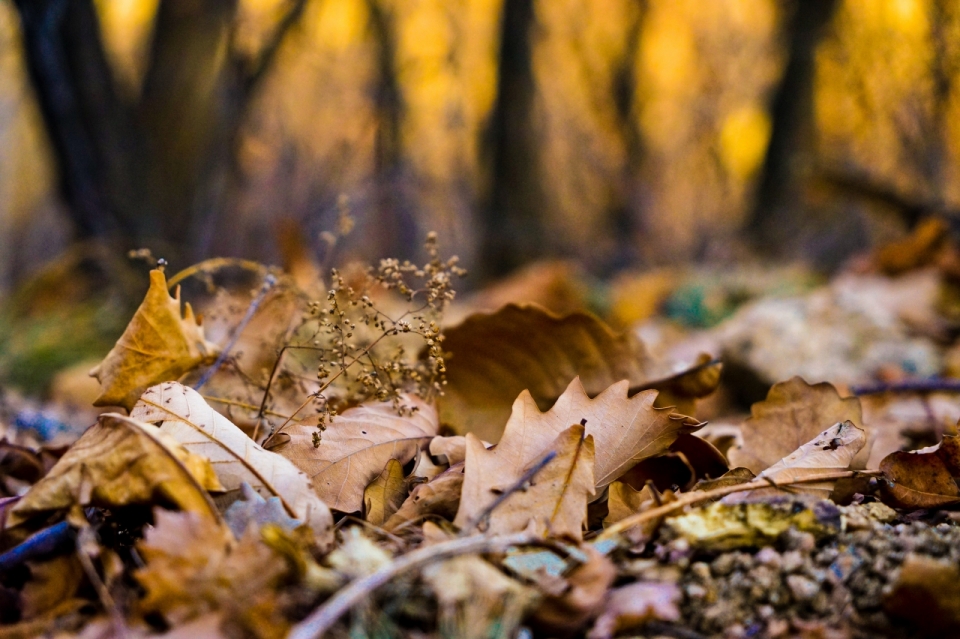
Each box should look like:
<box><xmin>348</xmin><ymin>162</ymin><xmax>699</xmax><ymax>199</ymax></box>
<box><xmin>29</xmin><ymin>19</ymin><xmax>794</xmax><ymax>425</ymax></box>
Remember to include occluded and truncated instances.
<box><xmin>879</xmin><ymin>435</ymin><xmax>960</xmax><ymax>509</ymax></box>
<box><xmin>728</xmin><ymin>377</ymin><xmax>865</xmax><ymax>473</ymax></box>
<box><xmin>131</xmin><ymin>382</ymin><xmax>334</xmax><ymax>542</ymax></box>
<box><xmin>9</xmin><ymin>414</ymin><xmax>222</xmax><ymax>526</ymax></box>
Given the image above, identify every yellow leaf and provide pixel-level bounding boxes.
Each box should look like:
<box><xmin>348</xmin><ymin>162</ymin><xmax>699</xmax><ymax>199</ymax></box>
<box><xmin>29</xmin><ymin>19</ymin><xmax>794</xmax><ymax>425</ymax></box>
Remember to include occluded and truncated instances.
<box><xmin>9</xmin><ymin>414</ymin><xmax>222</xmax><ymax>527</ymax></box>
<box><xmin>363</xmin><ymin>458</ymin><xmax>407</xmax><ymax>526</ymax></box>
<box><xmin>90</xmin><ymin>269</ymin><xmax>219</xmax><ymax>410</ymax></box>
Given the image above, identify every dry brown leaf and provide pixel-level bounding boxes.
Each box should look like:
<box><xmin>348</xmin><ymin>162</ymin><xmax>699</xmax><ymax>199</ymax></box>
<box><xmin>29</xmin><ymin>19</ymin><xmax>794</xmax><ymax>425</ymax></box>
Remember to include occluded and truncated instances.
<box><xmin>440</xmin><ymin>304</ymin><xmax>658</xmax><ymax>441</ymax></box>
<box><xmin>531</xmin><ymin>544</ymin><xmax>616</xmax><ymax>634</ymax></box>
<box><xmin>131</xmin><ymin>382</ymin><xmax>333</xmax><ymax>542</ymax></box>
<box><xmin>264</xmin><ymin>395</ymin><xmax>438</xmax><ymax>513</ymax></box>
<box><xmin>363</xmin><ymin>458</ymin><xmax>407</xmax><ymax>526</ymax></box>
<box><xmin>383</xmin><ymin>464</ymin><xmax>464</xmax><ymax>532</ymax></box>
<box><xmin>728</xmin><ymin>377</ymin><xmax>865</xmax><ymax>473</ymax></box>
<box><xmin>429</xmin><ymin>435</ymin><xmax>492</xmax><ymax>466</ymax></box>
<box><xmin>879</xmin><ymin>435</ymin><xmax>960</xmax><ymax>509</ymax></box>
<box><xmin>751</xmin><ymin>420</ymin><xmax>866</xmax><ymax>499</ymax></box>
<box><xmin>587</xmin><ymin>581</ymin><xmax>681</xmax><ymax>639</ymax></box>
<box><xmin>8</xmin><ymin>414</ymin><xmax>222</xmax><ymax>527</ymax></box>
<box><xmin>883</xmin><ymin>553</ymin><xmax>960</xmax><ymax>634</ymax></box>
<box><xmin>20</xmin><ymin>556</ymin><xmax>83</xmax><ymax>620</ymax></box>
<box><xmin>136</xmin><ymin>508</ymin><xmax>290</xmax><ymax>634</ymax></box>
<box><xmin>603</xmin><ymin>482</ymin><xmax>655</xmax><ymax>526</ymax></box>
<box><xmin>459</xmin><ymin>424</ymin><xmax>595</xmax><ymax>539</ymax></box>
<box><xmin>456</xmin><ymin>378</ymin><xmax>699</xmax><ymax>538</ymax></box>
<box><xmin>90</xmin><ymin>269</ymin><xmax>220</xmax><ymax>410</ymax></box>
<box><xmin>422</xmin><ymin>554</ymin><xmax>535</xmax><ymax>639</ymax></box>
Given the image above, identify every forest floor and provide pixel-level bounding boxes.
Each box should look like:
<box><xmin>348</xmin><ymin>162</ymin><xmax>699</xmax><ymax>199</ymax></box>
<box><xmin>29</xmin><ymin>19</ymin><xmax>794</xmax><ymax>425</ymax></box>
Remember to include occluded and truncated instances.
<box><xmin>1</xmin><ymin>223</ymin><xmax>960</xmax><ymax>638</ymax></box>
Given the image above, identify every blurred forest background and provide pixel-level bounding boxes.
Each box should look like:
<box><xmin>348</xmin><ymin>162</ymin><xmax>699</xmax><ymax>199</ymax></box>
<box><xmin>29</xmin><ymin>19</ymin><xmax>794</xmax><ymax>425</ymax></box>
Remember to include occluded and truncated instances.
<box><xmin>0</xmin><ymin>0</ymin><xmax>957</xmax><ymax>292</ymax></box>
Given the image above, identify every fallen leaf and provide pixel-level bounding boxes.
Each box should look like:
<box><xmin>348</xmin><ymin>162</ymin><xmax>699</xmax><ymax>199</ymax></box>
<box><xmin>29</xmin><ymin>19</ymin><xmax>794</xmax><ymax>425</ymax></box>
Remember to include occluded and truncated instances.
<box><xmin>619</xmin><ymin>452</ymin><xmax>695</xmax><ymax>493</ymax></box>
<box><xmin>224</xmin><ymin>483</ymin><xmax>302</xmax><ymax>538</ymax></box>
<box><xmin>131</xmin><ymin>382</ymin><xmax>333</xmax><ymax>542</ymax></box>
<box><xmin>459</xmin><ymin>425</ymin><xmax>595</xmax><ymax>539</ymax></box>
<box><xmin>603</xmin><ymin>482</ymin><xmax>655</xmax><ymax>526</ymax></box>
<box><xmin>383</xmin><ymin>464</ymin><xmax>464</xmax><ymax>532</ymax></box>
<box><xmin>90</xmin><ymin>269</ymin><xmax>220</xmax><ymax>410</ymax></box>
<box><xmin>136</xmin><ymin>508</ymin><xmax>290</xmax><ymax>635</ymax></box>
<box><xmin>666</xmin><ymin>500</ymin><xmax>841</xmax><ymax>550</ymax></box>
<box><xmin>530</xmin><ymin>544</ymin><xmax>616</xmax><ymax>634</ymax></box>
<box><xmin>879</xmin><ymin>435</ymin><xmax>960</xmax><ymax>509</ymax></box>
<box><xmin>422</xmin><ymin>555</ymin><xmax>534</xmax><ymax>639</ymax></box>
<box><xmin>20</xmin><ymin>555</ymin><xmax>83</xmax><ymax>620</ymax></box>
<box><xmin>454</xmin><ymin>378</ymin><xmax>700</xmax><ymax>538</ymax></box>
<box><xmin>440</xmin><ymin>304</ymin><xmax>658</xmax><ymax>441</ymax></box>
<box><xmin>883</xmin><ymin>553</ymin><xmax>960</xmax><ymax>634</ymax></box>
<box><xmin>728</xmin><ymin>377</ymin><xmax>865</xmax><ymax>473</ymax></box>
<box><xmin>363</xmin><ymin>458</ymin><xmax>407</xmax><ymax>526</ymax></box>
<box><xmin>587</xmin><ymin>581</ymin><xmax>681</xmax><ymax>639</ymax></box>
<box><xmin>8</xmin><ymin>414</ymin><xmax>222</xmax><ymax>527</ymax></box>
<box><xmin>264</xmin><ymin>395</ymin><xmax>438</xmax><ymax>513</ymax></box>
<box><xmin>693</xmin><ymin>467</ymin><xmax>756</xmax><ymax>492</ymax></box>
<box><xmin>875</xmin><ymin>217</ymin><xmax>949</xmax><ymax>275</ymax></box>
<box><xmin>758</xmin><ymin>420</ymin><xmax>866</xmax><ymax>490</ymax></box>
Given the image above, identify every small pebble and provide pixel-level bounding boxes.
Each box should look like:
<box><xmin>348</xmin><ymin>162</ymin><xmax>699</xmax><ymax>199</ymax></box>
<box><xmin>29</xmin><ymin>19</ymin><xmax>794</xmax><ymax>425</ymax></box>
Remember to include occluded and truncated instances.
<box><xmin>755</xmin><ymin>547</ymin><xmax>782</xmax><ymax>568</ymax></box>
<box><xmin>786</xmin><ymin>575</ymin><xmax>819</xmax><ymax>602</ymax></box>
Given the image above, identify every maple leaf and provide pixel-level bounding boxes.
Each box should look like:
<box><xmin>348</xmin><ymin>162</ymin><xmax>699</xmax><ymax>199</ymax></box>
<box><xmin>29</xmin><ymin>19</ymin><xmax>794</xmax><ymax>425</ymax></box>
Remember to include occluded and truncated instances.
<box><xmin>135</xmin><ymin>508</ymin><xmax>290</xmax><ymax>635</ymax></box>
<box><xmin>728</xmin><ymin>376</ymin><xmax>865</xmax><ymax>473</ymax></box>
<box><xmin>131</xmin><ymin>382</ymin><xmax>334</xmax><ymax>544</ymax></box>
<box><xmin>90</xmin><ymin>269</ymin><xmax>220</xmax><ymax>410</ymax></box>
<box><xmin>879</xmin><ymin>435</ymin><xmax>960</xmax><ymax>509</ymax></box>
<box><xmin>264</xmin><ymin>395</ymin><xmax>438</xmax><ymax>513</ymax></box>
<box><xmin>440</xmin><ymin>304</ymin><xmax>656</xmax><ymax>441</ymax></box>
<box><xmin>8</xmin><ymin>414</ymin><xmax>222</xmax><ymax>527</ymax></box>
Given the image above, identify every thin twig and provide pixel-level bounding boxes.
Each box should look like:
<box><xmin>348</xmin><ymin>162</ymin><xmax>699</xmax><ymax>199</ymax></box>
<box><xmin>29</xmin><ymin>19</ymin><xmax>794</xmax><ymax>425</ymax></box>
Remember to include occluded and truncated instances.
<box><xmin>459</xmin><ymin>450</ymin><xmax>558</xmax><ymax>536</ymax></box>
<box><xmin>287</xmin><ymin>532</ymin><xmax>536</xmax><ymax>639</ymax></box>
<box><xmin>598</xmin><ymin>470</ymin><xmax>882</xmax><ymax>540</ymax></box>
<box><xmin>0</xmin><ymin>520</ymin><xmax>73</xmax><ymax>571</ymax></box>
<box><xmin>201</xmin><ymin>394</ymin><xmax>289</xmax><ymax>419</ymax></box>
<box><xmin>195</xmin><ymin>274</ymin><xmax>277</xmax><ymax>391</ymax></box>
<box><xmin>166</xmin><ymin>257</ymin><xmax>269</xmax><ymax>290</ymax></box>
<box><xmin>852</xmin><ymin>377</ymin><xmax>960</xmax><ymax>396</ymax></box>
<box><xmin>76</xmin><ymin>527</ymin><xmax>127</xmax><ymax>639</ymax></box>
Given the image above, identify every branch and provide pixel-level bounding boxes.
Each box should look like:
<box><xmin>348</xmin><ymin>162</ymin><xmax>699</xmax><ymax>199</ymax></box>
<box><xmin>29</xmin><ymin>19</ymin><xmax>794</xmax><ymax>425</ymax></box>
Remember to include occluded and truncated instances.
<box><xmin>288</xmin><ymin>531</ymin><xmax>536</xmax><ymax>639</ymax></box>
<box><xmin>241</xmin><ymin>0</ymin><xmax>310</xmax><ymax>94</ymax></box>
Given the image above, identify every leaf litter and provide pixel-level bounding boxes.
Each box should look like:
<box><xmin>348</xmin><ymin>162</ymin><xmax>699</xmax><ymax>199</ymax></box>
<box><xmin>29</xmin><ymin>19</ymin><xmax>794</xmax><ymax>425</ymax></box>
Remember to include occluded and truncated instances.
<box><xmin>9</xmin><ymin>230</ymin><xmax>960</xmax><ymax>637</ymax></box>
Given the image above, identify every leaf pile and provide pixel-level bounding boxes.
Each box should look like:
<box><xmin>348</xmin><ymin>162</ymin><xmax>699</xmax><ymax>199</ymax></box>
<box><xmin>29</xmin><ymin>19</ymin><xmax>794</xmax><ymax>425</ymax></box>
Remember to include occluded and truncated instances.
<box><xmin>5</xmin><ymin>254</ymin><xmax>960</xmax><ymax>639</ymax></box>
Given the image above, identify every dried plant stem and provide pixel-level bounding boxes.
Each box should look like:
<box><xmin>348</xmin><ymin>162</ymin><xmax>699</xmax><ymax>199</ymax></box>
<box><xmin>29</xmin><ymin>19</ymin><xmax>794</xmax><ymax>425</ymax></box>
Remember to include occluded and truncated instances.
<box><xmin>598</xmin><ymin>470</ymin><xmax>882</xmax><ymax>540</ymax></box>
<box><xmin>194</xmin><ymin>274</ymin><xmax>277</xmax><ymax>391</ymax></box>
<box><xmin>288</xmin><ymin>532</ymin><xmax>535</xmax><ymax>639</ymax></box>
<box><xmin>201</xmin><ymin>395</ymin><xmax>289</xmax><ymax>419</ymax></box>
<box><xmin>166</xmin><ymin>257</ymin><xmax>269</xmax><ymax>289</ymax></box>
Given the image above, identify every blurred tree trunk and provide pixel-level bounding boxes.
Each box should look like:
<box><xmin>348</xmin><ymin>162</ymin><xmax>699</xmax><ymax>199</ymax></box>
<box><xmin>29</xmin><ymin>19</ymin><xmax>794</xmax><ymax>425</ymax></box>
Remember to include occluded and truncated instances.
<box><xmin>12</xmin><ymin>0</ymin><xmax>307</xmax><ymax>263</ymax></box>
<box><xmin>480</xmin><ymin>0</ymin><xmax>543</xmax><ymax>278</ymax></box>
<box><xmin>747</xmin><ymin>0</ymin><xmax>838</xmax><ymax>252</ymax></box>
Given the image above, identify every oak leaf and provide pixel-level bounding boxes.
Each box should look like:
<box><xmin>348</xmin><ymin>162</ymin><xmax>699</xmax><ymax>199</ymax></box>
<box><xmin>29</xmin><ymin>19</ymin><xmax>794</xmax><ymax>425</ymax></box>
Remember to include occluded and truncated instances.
<box><xmin>264</xmin><ymin>395</ymin><xmax>438</xmax><ymax>513</ymax></box>
<box><xmin>440</xmin><ymin>304</ymin><xmax>658</xmax><ymax>441</ymax></box>
<box><xmin>879</xmin><ymin>435</ymin><xmax>960</xmax><ymax>509</ymax></box>
<box><xmin>728</xmin><ymin>377</ymin><xmax>865</xmax><ymax>473</ymax></box>
<box><xmin>461</xmin><ymin>424</ymin><xmax>595</xmax><ymax>539</ymax></box>
<box><xmin>131</xmin><ymin>382</ymin><xmax>333</xmax><ymax>543</ymax></box>
<box><xmin>90</xmin><ymin>269</ymin><xmax>220</xmax><ymax>410</ymax></box>
<box><xmin>588</xmin><ymin>582</ymin><xmax>681</xmax><ymax>639</ymax></box>
<box><xmin>363</xmin><ymin>458</ymin><xmax>407</xmax><ymax>526</ymax></box>
<box><xmin>8</xmin><ymin>414</ymin><xmax>222</xmax><ymax>527</ymax></box>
